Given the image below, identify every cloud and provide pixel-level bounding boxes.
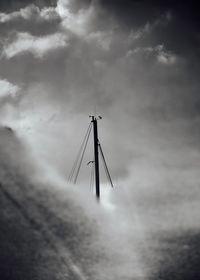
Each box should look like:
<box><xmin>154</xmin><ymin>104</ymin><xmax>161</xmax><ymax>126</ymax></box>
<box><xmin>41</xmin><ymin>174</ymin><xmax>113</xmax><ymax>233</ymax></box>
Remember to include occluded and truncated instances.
<box><xmin>127</xmin><ymin>44</ymin><xmax>177</xmax><ymax>65</ymax></box>
<box><xmin>154</xmin><ymin>45</ymin><xmax>177</xmax><ymax>65</ymax></box>
<box><xmin>0</xmin><ymin>0</ymin><xmax>56</xmax><ymax>11</ymax></box>
<box><xmin>0</xmin><ymin>4</ymin><xmax>59</xmax><ymax>23</ymax></box>
<box><xmin>0</xmin><ymin>1</ymin><xmax>113</xmax><ymax>55</ymax></box>
<box><xmin>40</xmin><ymin>6</ymin><xmax>60</xmax><ymax>21</ymax></box>
<box><xmin>3</xmin><ymin>32</ymin><xmax>68</xmax><ymax>59</ymax></box>
<box><xmin>157</xmin><ymin>50</ymin><xmax>177</xmax><ymax>65</ymax></box>
<box><xmin>0</xmin><ymin>4</ymin><xmax>61</xmax><ymax>37</ymax></box>
<box><xmin>0</xmin><ymin>79</ymin><xmax>20</xmax><ymax>99</ymax></box>
<box><xmin>128</xmin><ymin>11</ymin><xmax>172</xmax><ymax>42</ymax></box>
<box><xmin>56</xmin><ymin>0</ymin><xmax>114</xmax><ymax>52</ymax></box>
<box><xmin>56</xmin><ymin>0</ymin><xmax>95</xmax><ymax>36</ymax></box>
<box><xmin>86</xmin><ymin>30</ymin><xmax>113</xmax><ymax>51</ymax></box>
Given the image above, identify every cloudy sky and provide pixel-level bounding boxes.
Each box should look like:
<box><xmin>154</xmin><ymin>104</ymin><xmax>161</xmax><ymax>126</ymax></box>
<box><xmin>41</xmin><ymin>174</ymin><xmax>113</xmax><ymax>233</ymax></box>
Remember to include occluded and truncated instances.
<box><xmin>0</xmin><ymin>0</ymin><xmax>200</xmax><ymax>240</ymax></box>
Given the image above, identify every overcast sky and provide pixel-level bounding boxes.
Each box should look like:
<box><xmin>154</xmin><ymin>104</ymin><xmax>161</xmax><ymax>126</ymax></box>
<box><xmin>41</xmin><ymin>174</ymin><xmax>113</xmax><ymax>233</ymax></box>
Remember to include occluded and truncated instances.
<box><xmin>0</xmin><ymin>0</ymin><xmax>200</xmax><ymax>238</ymax></box>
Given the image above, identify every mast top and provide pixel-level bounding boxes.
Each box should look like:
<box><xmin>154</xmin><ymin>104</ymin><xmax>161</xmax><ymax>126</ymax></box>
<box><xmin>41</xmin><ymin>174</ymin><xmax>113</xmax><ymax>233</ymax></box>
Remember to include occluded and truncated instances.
<box><xmin>89</xmin><ymin>115</ymin><xmax>102</xmax><ymax>121</ymax></box>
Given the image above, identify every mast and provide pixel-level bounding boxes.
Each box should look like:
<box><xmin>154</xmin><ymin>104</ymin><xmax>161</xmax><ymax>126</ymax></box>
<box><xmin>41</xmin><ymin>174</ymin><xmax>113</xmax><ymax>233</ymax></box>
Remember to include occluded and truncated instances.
<box><xmin>91</xmin><ymin>116</ymin><xmax>100</xmax><ymax>200</ymax></box>
<box><xmin>69</xmin><ymin>115</ymin><xmax>113</xmax><ymax>201</ymax></box>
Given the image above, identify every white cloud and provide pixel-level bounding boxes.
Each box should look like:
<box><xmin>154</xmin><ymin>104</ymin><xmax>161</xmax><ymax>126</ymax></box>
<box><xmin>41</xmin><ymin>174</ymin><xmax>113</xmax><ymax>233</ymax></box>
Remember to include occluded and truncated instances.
<box><xmin>56</xmin><ymin>0</ymin><xmax>96</xmax><ymax>36</ymax></box>
<box><xmin>127</xmin><ymin>44</ymin><xmax>177</xmax><ymax>65</ymax></box>
<box><xmin>0</xmin><ymin>4</ymin><xmax>59</xmax><ymax>23</ymax></box>
<box><xmin>55</xmin><ymin>0</ymin><xmax>114</xmax><ymax>51</ymax></box>
<box><xmin>0</xmin><ymin>1</ymin><xmax>112</xmax><ymax>53</ymax></box>
<box><xmin>154</xmin><ymin>44</ymin><xmax>177</xmax><ymax>65</ymax></box>
<box><xmin>157</xmin><ymin>50</ymin><xmax>177</xmax><ymax>65</ymax></box>
<box><xmin>3</xmin><ymin>32</ymin><xmax>68</xmax><ymax>59</ymax></box>
<box><xmin>0</xmin><ymin>79</ymin><xmax>20</xmax><ymax>99</ymax></box>
<box><xmin>127</xmin><ymin>46</ymin><xmax>154</xmax><ymax>56</ymax></box>
<box><xmin>40</xmin><ymin>7</ymin><xmax>60</xmax><ymax>21</ymax></box>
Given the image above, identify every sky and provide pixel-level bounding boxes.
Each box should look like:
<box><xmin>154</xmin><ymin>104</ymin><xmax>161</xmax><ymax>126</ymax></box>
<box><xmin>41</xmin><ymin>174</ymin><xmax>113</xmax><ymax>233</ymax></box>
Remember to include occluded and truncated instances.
<box><xmin>1</xmin><ymin>0</ymin><xmax>200</xmax><ymax>279</ymax></box>
<box><xmin>0</xmin><ymin>0</ymin><xmax>200</xmax><ymax>249</ymax></box>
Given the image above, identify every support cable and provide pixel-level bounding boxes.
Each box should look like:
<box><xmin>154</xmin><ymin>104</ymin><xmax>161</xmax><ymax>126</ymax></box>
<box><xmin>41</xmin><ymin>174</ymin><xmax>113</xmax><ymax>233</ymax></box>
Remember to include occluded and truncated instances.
<box><xmin>68</xmin><ymin>123</ymin><xmax>90</xmax><ymax>182</ymax></box>
<box><xmin>68</xmin><ymin>122</ymin><xmax>92</xmax><ymax>183</ymax></box>
<box><xmin>98</xmin><ymin>141</ymin><xmax>114</xmax><ymax>188</ymax></box>
<box><xmin>73</xmin><ymin>123</ymin><xmax>92</xmax><ymax>184</ymax></box>
<box><xmin>101</xmin><ymin>153</ymin><xmax>112</xmax><ymax>187</ymax></box>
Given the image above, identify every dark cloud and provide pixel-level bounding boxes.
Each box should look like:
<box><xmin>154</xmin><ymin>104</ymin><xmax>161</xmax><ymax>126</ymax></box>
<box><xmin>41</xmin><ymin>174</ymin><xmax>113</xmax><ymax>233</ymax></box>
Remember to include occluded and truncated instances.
<box><xmin>0</xmin><ymin>0</ymin><xmax>56</xmax><ymax>12</ymax></box>
<box><xmin>0</xmin><ymin>4</ymin><xmax>61</xmax><ymax>36</ymax></box>
<box><xmin>98</xmin><ymin>0</ymin><xmax>200</xmax><ymax>63</ymax></box>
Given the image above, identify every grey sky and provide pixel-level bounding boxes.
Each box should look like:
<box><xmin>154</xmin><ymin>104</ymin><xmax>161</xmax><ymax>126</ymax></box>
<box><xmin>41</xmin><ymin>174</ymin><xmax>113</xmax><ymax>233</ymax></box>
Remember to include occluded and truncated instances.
<box><xmin>0</xmin><ymin>0</ymin><xmax>200</xmax><ymax>238</ymax></box>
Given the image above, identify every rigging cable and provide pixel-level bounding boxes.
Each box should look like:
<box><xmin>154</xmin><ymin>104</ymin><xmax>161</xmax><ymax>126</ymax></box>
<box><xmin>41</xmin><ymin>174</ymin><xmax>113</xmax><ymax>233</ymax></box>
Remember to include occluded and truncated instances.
<box><xmin>73</xmin><ymin>123</ymin><xmax>92</xmax><ymax>184</ymax></box>
<box><xmin>98</xmin><ymin>141</ymin><xmax>114</xmax><ymax>188</ymax></box>
<box><xmin>68</xmin><ymin>122</ymin><xmax>92</xmax><ymax>183</ymax></box>
<box><xmin>68</xmin><ymin>122</ymin><xmax>91</xmax><ymax>181</ymax></box>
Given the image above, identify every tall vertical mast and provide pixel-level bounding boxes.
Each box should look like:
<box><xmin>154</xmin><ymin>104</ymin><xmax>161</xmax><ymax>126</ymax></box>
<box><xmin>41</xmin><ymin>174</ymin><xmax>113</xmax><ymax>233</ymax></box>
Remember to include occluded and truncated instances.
<box><xmin>92</xmin><ymin>116</ymin><xmax>100</xmax><ymax>200</ymax></box>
